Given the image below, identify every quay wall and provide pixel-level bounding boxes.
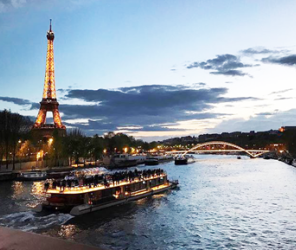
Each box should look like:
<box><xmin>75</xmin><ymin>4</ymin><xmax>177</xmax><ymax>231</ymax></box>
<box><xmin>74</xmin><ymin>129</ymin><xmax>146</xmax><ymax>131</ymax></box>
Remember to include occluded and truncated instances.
<box><xmin>0</xmin><ymin>226</ymin><xmax>101</xmax><ymax>250</ymax></box>
<box><xmin>0</xmin><ymin>160</ymin><xmax>68</xmax><ymax>172</ymax></box>
<box><xmin>0</xmin><ymin>172</ymin><xmax>17</xmax><ymax>181</ymax></box>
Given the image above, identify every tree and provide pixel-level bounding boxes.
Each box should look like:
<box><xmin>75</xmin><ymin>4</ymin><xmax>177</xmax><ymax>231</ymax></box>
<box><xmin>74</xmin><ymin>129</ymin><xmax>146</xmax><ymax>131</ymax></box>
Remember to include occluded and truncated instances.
<box><xmin>63</xmin><ymin>128</ymin><xmax>86</xmax><ymax>166</ymax></box>
<box><xmin>149</xmin><ymin>141</ymin><xmax>158</xmax><ymax>150</ymax></box>
<box><xmin>0</xmin><ymin>110</ymin><xmax>32</xmax><ymax>170</ymax></box>
<box><xmin>283</xmin><ymin>130</ymin><xmax>296</xmax><ymax>157</ymax></box>
<box><xmin>89</xmin><ymin>134</ymin><xmax>105</xmax><ymax>162</ymax></box>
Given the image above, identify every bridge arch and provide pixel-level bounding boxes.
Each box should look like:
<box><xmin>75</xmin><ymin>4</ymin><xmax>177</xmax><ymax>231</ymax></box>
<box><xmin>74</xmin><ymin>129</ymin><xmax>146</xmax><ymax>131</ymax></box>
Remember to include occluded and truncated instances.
<box><xmin>182</xmin><ymin>141</ymin><xmax>267</xmax><ymax>158</ymax></box>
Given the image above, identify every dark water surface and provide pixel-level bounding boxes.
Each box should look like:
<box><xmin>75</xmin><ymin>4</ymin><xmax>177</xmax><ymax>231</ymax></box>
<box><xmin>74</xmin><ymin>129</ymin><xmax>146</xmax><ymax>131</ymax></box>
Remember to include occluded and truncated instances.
<box><xmin>1</xmin><ymin>155</ymin><xmax>296</xmax><ymax>249</ymax></box>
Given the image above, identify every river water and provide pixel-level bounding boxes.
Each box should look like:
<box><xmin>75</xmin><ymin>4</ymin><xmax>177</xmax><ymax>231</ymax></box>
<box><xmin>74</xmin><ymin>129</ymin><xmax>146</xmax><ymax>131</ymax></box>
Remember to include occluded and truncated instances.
<box><xmin>1</xmin><ymin>155</ymin><xmax>296</xmax><ymax>249</ymax></box>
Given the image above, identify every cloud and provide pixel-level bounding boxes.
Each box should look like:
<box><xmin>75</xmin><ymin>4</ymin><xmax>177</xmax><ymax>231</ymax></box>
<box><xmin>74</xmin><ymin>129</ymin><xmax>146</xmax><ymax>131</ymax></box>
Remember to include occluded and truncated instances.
<box><xmin>210</xmin><ymin>109</ymin><xmax>296</xmax><ymax>133</ymax></box>
<box><xmin>65</xmin><ymin>120</ymin><xmax>187</xmax><ymax>133</ymax></box>
<box><xmin>187</xmin><ymin>54</ymin><xmax>253</xmax><ymax>76</ymax></box>
<box><xmin>192</xmin><ymin>82</ymin><xmax>206</xmax><ymax>87</ymax></box>
<box><xmin>0</xmin><ymin>96</ymin><xmax>32</xmax><ymax>105</ymax></box>
<box><xmin>133</xmin><ymin>125</ymin><xmax>186</xmax><ymax>132</ymax></box>
<box><xmin>274</xmin><ymin>97</ymin><xmax>294</xmax><ymax>101</ymax></box>
<box><xmin>0</xmin><ymin>0</ymin><xmax>26</xmax><ymax>11</ymax></box>
<box><xmin>41</xmin><ymin>84</ymin><xmax>257</xmax><ymax>135</ymax></box>
<box><xmin>241</xmin><ymin>47</ymin><xmax>281</xmax><ymax>55</ymax></box>
<box><xmin>256</xmin><ymin>112</ymin><xmax>275</xmax><ymax>116</ymax></box>
<box><xmin>211</xmin><ymin>70</ymin><xmax>247</xmax><ymax>76</ymax></box>
<box><xmin>64</xmin><ymin>120</ymin><xmax>118</xmax><ymax>132</ymax></box>
<box><xmin>269</xmin><ymin>88</ymin><xmax>293</xmax><ymax>95</ymax></box>
<box><xmin>0</xmin><ymin>0</ymin><xmax>94</xmax><ymax>12</ymax></box>
<box><xmin>262</xmin><ymin>55</ymin><xmax>296</xmax><ymax>66</ymax></box>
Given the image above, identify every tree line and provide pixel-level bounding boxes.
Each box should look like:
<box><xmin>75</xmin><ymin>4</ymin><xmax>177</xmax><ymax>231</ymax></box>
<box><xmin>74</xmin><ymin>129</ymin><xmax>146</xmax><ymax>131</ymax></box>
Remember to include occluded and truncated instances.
<box><xmin>0</xmin><ymin>110</ymin><xmax>32</xmax><ymax>169</ymax></box>
<box><xmin>0</xmin><ymin>110</ymin><xmax>159</xmax><ymax>169</ymax></box>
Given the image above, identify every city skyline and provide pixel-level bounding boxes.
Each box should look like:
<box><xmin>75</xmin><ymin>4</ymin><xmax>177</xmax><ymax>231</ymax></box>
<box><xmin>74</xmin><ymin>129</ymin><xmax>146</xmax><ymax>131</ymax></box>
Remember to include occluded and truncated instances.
<box><xmin>1</xmin><ymin>0</ymin><xmax>296</xmax><ymax>141</ymax></box>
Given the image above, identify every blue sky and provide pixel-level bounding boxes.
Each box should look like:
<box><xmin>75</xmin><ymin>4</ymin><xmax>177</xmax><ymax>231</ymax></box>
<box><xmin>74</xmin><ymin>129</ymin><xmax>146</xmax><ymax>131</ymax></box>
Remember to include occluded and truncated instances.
<box><xmin>1</xmin><ymin>0</ymin><xmax>296</xmax><ymax>141</ymax></box>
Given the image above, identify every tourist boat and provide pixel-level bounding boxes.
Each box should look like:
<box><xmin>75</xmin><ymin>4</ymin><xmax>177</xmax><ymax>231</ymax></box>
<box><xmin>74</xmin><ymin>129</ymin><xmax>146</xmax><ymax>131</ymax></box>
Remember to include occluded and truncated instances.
<box><xmin>17</xmin><ymin>171</ymin><xmax>47</xmax><ymax>181</ymax></box>
<box><xmin>35</xmin><ymin>169</ymin><xmax>178</xmax><ymax>216</ymax></box>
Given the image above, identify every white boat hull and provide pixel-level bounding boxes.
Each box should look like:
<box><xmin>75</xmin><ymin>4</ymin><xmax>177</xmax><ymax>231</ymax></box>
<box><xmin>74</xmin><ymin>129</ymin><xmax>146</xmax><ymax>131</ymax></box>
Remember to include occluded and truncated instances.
<box><xmin>70</xmin><ymin>182</ymin><xmax>178</xmax><ymax>216</ymax></box>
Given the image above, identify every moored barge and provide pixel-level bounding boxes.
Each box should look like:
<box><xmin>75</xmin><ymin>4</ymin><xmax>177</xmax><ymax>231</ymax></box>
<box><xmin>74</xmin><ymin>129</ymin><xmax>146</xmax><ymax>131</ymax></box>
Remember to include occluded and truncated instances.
<box><xmin>145</xmin><ymin>154</ymin><xmax>174</xmax><ymax>165</ymax></box>
<box><xmin>17</xmin><ymin>171</ymin><xmax>47</xmax><ymax>181</ymax></box>
<box><xmin>35</xmin><ymin>169</ymin><xmax>178</xmax><ymax>216</ymax></box>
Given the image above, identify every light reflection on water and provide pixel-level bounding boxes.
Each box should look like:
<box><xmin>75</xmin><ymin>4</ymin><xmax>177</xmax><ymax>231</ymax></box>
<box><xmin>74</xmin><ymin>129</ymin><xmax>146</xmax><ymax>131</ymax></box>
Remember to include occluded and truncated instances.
<box><xmin>58</xmin><ymin>224</ymin><xmax>78</xmax><ymax>239</ymax></box>
<box><xmin>11</xmin><ymin>181</ymin><xmax>24</xmax><ymax>199</ymax></box>
<box><xmin>0</xmin><ymin>155</ymin><xmax>296</xmax><ymax>249</ymax></box>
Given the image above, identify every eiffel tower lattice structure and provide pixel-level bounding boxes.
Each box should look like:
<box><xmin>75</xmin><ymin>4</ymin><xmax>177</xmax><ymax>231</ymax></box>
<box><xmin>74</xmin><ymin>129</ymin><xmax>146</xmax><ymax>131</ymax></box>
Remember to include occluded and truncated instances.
<box><xmin>32</xmin><ymin>20</ymin><xmax>66</xmax><ymax>138</ymax></box>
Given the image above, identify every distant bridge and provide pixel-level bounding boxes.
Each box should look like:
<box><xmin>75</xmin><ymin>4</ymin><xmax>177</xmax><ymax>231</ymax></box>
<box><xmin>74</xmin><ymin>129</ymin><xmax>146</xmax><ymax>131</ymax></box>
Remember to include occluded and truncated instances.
<box><xmin>169</xmin><ymin>141</ymin><xmax>269</xmax><ymax>158</ymax></box>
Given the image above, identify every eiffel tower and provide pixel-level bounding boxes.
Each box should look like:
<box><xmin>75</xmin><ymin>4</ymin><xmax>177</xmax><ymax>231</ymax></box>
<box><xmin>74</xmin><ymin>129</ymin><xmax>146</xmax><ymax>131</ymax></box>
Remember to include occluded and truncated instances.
<box><xmin>32</xmin><ymin>20</ymin><xmax>66</xmax><ymax>138</ymax></box>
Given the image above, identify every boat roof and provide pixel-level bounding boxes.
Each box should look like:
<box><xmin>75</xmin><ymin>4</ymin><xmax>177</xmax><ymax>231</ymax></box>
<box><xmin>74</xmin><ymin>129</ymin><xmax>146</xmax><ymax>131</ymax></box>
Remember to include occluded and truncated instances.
<box><xmin>47</xmin><ymin>173</ymin><xmax>166</xmax><ymax>195</ymax></box>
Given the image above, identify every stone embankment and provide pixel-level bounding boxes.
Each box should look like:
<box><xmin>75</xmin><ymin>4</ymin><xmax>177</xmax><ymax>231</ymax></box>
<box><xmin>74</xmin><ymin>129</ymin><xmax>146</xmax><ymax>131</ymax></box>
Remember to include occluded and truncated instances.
<box><xmin>0</xmin><ymin>226</ymin><xmax>101</xmax><ymax>250</ymax></box>
<box><xmin>0</xmin><ymin>172</ymin><xmax>17</xmax><ymax>181</ymax></box>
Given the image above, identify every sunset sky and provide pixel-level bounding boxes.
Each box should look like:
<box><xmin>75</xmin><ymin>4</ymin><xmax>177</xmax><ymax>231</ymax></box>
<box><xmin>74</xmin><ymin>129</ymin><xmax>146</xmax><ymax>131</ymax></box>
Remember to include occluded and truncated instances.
<box><xmin>1</xmin><ymin>0</ymin><xmax>296</xmax><ymax>141</ymax></box>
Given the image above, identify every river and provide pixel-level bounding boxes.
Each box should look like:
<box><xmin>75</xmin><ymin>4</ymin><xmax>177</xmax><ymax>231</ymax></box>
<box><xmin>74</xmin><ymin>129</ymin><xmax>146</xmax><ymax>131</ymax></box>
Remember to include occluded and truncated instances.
<box><xmin>0</xmin><ymin>155</ymin><xmax>296</xmax><ymax>249</ymax></box>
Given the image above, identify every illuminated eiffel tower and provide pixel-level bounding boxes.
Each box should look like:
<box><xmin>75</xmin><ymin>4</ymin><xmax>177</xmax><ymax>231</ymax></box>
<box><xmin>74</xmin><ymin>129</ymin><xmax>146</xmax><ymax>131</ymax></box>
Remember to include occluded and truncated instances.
<box><xmin>32</xmin><ymin>20</ymin><xmax>66</xmax><ymax>138</ymax></box>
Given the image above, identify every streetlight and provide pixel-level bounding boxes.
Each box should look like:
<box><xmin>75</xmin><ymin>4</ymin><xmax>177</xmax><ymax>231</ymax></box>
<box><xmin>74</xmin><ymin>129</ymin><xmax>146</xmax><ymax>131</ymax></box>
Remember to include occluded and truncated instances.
<box><xmin>48</xmin><ymin>138</ymin><xmax>53</xmax><ymax>145</ymax></box>
<box><xmin>18</xmin><ymin>140</ymin><xmax>22</xmax><ymax>170</ymax></box>
<box><xmin>36</xmin><ymin>150</ymin><xmax>44</xmax><ymax>169</ymax></box>
<box><xmin>36</xmin><ymin>151</ymin><xmax>40</xmax><ymax>169</ymax></box>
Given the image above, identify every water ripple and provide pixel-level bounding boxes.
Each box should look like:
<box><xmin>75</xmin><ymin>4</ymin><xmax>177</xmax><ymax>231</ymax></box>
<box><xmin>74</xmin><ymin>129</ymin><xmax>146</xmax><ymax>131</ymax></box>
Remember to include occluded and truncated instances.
<box><xmin>0</xmin><ymin>155</ymin><xmax>296</xmax><ymax>249</ymax></box>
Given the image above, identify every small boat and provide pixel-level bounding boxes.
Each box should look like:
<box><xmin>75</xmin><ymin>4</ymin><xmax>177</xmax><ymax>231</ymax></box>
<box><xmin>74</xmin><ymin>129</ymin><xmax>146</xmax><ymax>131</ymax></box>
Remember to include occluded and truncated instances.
<box><xmin>17</xmin><ymin>171</ymin><xmax>47</xmax><ymax>181</ymax></box>
<box><xmin>175</xmin><ymin>156</ymin><xmax>188</xmax><ymax>165</ymax></box>
<box><xmin>237</xmin><ymin>156</ymin><xmax>241</xmax><ymax>159</ymax></box>
<box><xmin>175</xmin><ymin>155</ymin><xmax>195</xmax><ymax>165</ymax></box>
<box><xmin>35</xmin><ymin>168</ymin><xmax>178</xmax><ymax>216</ymax></box>
<box><xmin>145</xmin><ymin>158</ymin><xmax>159</xmax><ymax>165</ymax></box>
<box><xmin>285</xmin><ymin>158</ymin><xmax>293</xmax><ymax>165</ymax></box>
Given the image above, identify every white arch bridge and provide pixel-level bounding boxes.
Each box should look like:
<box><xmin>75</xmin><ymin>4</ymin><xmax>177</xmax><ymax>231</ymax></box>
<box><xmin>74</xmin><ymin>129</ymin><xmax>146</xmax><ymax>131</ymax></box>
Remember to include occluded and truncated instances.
<box><xmin>170</xmin><ymin>141</ymin><xmax>269</xmax><ymax>158</ymax></box>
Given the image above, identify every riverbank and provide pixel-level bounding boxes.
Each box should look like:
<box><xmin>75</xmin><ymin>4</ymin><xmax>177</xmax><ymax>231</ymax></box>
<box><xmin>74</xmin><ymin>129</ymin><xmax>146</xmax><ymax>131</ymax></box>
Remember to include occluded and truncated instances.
<box><xmin>0</xmin><ymin>226</ymin><xmax>101</xmax><ymax>250</ymax></box>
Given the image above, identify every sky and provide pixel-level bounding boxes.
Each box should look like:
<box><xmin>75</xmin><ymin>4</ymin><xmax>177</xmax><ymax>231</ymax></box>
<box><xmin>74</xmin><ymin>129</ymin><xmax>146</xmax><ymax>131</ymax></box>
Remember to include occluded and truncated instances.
<box><xmin>1</xmin><ymin>0</ymin><xmax>296</xmax><ymax>141</ymax></box>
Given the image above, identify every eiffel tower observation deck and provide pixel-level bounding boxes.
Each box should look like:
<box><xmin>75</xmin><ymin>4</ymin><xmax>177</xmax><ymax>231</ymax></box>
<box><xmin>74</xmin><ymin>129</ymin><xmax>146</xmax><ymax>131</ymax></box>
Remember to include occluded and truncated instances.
<box><xmin>32</xmin><ymin>20</ymin><xmax>66</xmax><ymax>138</ymax></box>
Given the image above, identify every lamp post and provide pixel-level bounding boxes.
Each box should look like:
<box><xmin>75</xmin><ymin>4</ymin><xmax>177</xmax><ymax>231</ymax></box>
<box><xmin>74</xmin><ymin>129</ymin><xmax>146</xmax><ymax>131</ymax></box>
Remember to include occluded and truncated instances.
<box><xmin>18</xmin><ymin>140</ymin><xmax>22</xmax><ymax>171</ymax></box>
<box><xmin>48</xmin><ymin>138</ymin><xmax>53</xmax><ymax>168</ymax></box>
<box><xmin>36</xmin><ymin>151</ymin><xmax>41</xmax><ymax>169</ymax></box>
